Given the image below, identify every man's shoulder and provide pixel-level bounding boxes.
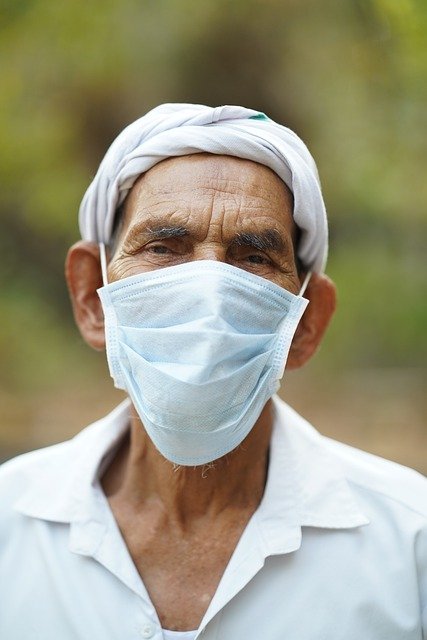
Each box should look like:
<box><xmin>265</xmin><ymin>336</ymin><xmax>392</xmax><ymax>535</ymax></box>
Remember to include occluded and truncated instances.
<box><xmin>0</xmin><ymin>415</ymin><xmax>98</xmax><ymax>486</ymax></box>
<box><xmin>277</xmin><ymin>398</ymin><xmax>427</xmax><ymax>522</ymax></box>
<box><xmin>0</xmin><ymin>439</ymin><xmax>75</xmax><ymax>514</ymax></box>
<box><xmin>0</xmin><ymin>401</ymin><xmax>129</xmax><ymax>518</ymax></box>
<box><xmin>324</xmin><ymin>435</ymin><xmax>427</xmax><ymax>519</ymax></box>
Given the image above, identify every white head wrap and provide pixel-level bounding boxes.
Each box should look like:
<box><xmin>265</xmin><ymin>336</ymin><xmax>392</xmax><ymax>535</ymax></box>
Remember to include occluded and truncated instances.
<box><xmin>79</xmin><ymin>103</ymin><xmax>328</xmax><ymax>272</ymax></box>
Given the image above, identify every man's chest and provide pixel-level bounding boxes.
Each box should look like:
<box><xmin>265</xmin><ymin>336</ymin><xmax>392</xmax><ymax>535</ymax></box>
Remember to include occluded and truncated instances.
<box><xmin>3</xmin><ymin>541</ymin><xmax>421</xmax><ymax>640</ymax></box>
<box><xmin>1</xmin><ymin>518</ymin><xmax>422</xmax><ymax>640</ymax></box>
<box><xmin>116</xmin><ymin>513</ymin><xmax>252</xmax><ymax>631</ymax></box>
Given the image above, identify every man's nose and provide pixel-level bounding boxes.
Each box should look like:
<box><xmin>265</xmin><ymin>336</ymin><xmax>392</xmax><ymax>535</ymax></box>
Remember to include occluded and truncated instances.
<box><xmin>192</xmin><ymin>242</ymin><xmax>227</xmax><ymax>263</ymax></box>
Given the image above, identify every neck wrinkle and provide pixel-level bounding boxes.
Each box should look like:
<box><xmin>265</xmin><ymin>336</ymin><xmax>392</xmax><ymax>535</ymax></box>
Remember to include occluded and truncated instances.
<box><xmin>102</xmin><ymin>400</ymin><xmax>273</xmax><ymax>529</ymax></box>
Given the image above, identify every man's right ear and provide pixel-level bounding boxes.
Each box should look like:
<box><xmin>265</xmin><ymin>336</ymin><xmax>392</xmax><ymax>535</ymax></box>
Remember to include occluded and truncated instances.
<box><xmin>65</xmin><ymin>241</ymin><xmax>106</xmax><ymax>350</ymax></box>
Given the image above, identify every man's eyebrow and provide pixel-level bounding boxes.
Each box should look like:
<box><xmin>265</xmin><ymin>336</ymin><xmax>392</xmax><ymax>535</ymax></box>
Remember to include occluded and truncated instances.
<box><xmin>126</xmin><ymin>223</ymin><xmax>189</xmax><ymax>243</ymax></box>
<box><xmin>145</xmin><ymin>225</ymin><xmax>189</xmax><ymax>240</ymax></box>
<box><xmin>125</xmin><ymin>224</ymin><xmax>289</xmax><ymax>254</ymax></box>
<box><xmin>231</xmin><ymin>229</ymin><xmax>286</xmax><ymax>253</ymax></box>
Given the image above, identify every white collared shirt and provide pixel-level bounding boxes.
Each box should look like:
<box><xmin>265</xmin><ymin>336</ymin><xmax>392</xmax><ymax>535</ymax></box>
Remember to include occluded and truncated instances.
<box><xmin>0</xmin><ymin>396</ymin><xmax>426</xmax><ymax>640</ymax></box>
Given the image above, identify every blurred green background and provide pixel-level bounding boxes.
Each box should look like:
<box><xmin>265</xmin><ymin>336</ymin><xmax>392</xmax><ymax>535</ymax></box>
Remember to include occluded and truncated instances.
<box><xmin>1</xmin><ymin>0</ymin><xmax>426</xmax><ymax>471</ymax></box>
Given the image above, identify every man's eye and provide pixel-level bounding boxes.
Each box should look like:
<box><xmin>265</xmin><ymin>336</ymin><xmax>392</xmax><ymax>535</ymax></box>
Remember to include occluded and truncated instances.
<box><xmin>246</xmin><ymin>254</ymin><xmax>270</xmax><ymax>265</ymax></box>
<box><xmin>147</xmin><ymin>244</ymin><xmax>171</xmax><ymax>254</ymax></box>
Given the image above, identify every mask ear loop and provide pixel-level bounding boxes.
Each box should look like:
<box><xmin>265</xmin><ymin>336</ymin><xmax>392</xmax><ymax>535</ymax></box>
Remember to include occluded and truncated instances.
<box><xmin>299</xmin><ymin>271</ymin><xmax>312</xmax><ymax>297</ymax></box>
<box><xmin>99</xmin><ymin>242</ymin><xmax>109</xmax><ymax>285</ymax></box>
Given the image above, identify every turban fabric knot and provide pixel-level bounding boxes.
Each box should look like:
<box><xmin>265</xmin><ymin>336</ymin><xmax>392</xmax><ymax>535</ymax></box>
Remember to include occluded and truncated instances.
<box><xmin>79</xmin><ymin>103</ymin><xmax>328</xmax><ymax>272</ymax></box>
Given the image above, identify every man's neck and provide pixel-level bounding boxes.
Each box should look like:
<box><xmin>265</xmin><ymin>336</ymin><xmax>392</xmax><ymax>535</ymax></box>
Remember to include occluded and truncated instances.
<box><xmin>102</xmin><ymin>399</ymin><xmax>274</xmax><ymax>528</ymax></box>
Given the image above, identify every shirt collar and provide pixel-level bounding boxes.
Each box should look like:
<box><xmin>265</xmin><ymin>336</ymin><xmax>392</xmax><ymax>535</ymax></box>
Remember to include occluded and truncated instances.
<box><xmin>254</xmin><ymin>398</ymin><xmax>369</xmax><ymax>556</ymax></box>
<box><xmin>13</xmin><ymin>399</ymin><xmax>132</xmax><ymax>523</ymax></box>
<box><xmin>14</xmin><ymin>396</ymin><xmax>369</xmax><ymax>543</ymax></box>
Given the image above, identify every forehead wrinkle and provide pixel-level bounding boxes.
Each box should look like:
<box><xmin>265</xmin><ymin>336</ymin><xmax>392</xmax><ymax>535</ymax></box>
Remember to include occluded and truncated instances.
<box><xmin>121</xmin><ymin>165</ymin><xmax>296</xmax><ymax>248</ymax></box>
<box><xmin>139</xmin><ymin>160</ymin><xmax>291</xmax><ymax>200</ymax></box>
<box><xmin>127</xmin><ymin>160</ymin><xmax>293</xmax><ymax>215</ymax></box>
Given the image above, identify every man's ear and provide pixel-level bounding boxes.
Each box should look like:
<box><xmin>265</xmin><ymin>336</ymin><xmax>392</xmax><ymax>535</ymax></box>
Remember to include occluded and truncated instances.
<box><xmin>65</xmin><ymin>241</ymin><xmax>106</xmax><ymax>351</ymax></box>
<box><xmin>286</xmin><ymin>272</ymin><xmax>336</xmax><ymax>370</ymax></box>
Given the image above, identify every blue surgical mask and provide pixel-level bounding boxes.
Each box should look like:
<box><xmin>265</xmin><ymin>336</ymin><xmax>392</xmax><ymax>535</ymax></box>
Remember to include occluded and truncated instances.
<box><xmin>97</xmin><ymin>250</ymin><xmax>309</xmax><ymax>466</ymax></box>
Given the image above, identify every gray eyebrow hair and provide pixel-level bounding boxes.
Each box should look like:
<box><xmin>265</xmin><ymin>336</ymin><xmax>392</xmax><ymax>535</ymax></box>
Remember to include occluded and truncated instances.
<box><xmin>145</xmin><ymin>226</ymin><xmax>287</xmax><ymax>253</ymax></box>
<box><xmin>145</xmin><ymin>225</ymin><xmax>189</xmax><ymax>239</ymax></box>
<box><xmin>125</xmin><ymin>223</ymin><xmax>289</xmax><ymax>256</ymax></box>
<box><xmin>232</xmin><ymin>229</ymin><xmax>285</xmax><ymax>253</ymax></box>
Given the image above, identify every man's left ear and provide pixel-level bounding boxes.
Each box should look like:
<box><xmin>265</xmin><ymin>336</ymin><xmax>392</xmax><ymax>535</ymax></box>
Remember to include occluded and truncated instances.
<box><xmin>286</xmin><ymin>273</ymin><xmax>336</xmax><ymax>370</ymax></box>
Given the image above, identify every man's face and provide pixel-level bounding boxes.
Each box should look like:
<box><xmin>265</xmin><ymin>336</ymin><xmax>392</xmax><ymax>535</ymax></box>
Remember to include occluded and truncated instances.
<box><xmin>108</xmin><ymin>154</ymin><xmax>301</xmax><ymax>293</ymax></box>
<box><xmin>67</xmin><ymin>152</ymin><xmax>335</xmax><ymax>365</ymax></box>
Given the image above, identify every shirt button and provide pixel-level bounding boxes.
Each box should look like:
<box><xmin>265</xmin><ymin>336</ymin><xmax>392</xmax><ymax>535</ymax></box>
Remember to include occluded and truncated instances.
<box><xmin>141</xmin><ymin>624</ymin><xmax>154</xmax><ymax>638</ymax></box>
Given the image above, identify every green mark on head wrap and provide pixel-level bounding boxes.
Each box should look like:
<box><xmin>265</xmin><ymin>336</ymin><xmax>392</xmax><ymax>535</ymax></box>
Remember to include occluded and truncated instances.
<box><xmin>249</xmin><ymin>112</ymin><xmax>269</xmax><ymax>121</ymax></box>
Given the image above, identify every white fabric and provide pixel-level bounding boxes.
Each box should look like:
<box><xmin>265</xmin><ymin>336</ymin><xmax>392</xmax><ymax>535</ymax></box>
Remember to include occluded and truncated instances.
<box><xmin>1</xmin><ymin>396</ymin><xmax>426</xmax><ymax>639</ymax></box>
<box><xmin>78</xmin><ymin>103</ymin><xmax>328</xmax><ymax>272</ymax></box>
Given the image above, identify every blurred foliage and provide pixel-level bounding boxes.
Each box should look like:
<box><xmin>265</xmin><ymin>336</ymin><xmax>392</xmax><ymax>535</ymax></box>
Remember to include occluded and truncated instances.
<box><xmin>0</xmin><ymin>0</ymin><xmax>426</xmax><ymax>400</ymax></box>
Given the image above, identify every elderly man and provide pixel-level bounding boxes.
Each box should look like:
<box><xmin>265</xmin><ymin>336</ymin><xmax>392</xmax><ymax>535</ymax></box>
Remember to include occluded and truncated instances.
<box><xmin>0</xmin><ymin>104</ymin><xmax>426</xmax><ymax>640</ymax></box>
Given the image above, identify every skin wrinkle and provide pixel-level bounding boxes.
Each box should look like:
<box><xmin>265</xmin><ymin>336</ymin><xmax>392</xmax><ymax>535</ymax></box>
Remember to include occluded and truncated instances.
<box><xmin>110</xmin><ymin>163</ymin><xmax>296</xmax><ymax>263</ymax></box>
<box><xmin>109</xmin><ymin>162</ymin><xmax>300</xmax><ymax>290</ymax></box>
